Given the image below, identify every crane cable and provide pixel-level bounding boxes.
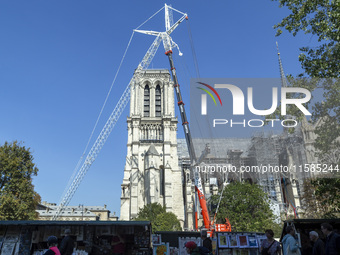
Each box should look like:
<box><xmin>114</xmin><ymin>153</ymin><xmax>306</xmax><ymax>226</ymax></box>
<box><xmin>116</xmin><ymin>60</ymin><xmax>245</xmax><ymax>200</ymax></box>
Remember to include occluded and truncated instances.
<box><xmin>186</xmin><ymin>19</ymin><xmax>200</xmax><ymax>78</ymax></box>
<box><xmin>61</xmin><ymin>31</ymin><xmax>135</xmax><ymax>201</ymax></box>
<box><xmin>185</xmin><ymin>19</ymin><xmax>214</xmax><ymax>140</ymax></box>
<box><xmin>61</xmin><ymin>5</ymin><xmax>166</xmax><ymax>202</ymax></box>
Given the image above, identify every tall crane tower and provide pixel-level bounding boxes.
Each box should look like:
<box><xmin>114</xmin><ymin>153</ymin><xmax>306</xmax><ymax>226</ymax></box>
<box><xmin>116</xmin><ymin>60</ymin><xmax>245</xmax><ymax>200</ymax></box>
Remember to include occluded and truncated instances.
<box><xmin>53</xmin><ymin>4</ymin><xmax>231</xmax><ymax>233</ymax></box>
<box><xmin>53</xmin><ymin>4</ymin><xmax>187</xmax><ymax>220</ymax></box>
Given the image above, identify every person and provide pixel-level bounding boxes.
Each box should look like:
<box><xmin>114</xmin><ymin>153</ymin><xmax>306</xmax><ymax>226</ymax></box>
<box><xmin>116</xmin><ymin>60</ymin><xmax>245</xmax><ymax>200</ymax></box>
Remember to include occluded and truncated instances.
<box><xmin>282</xmin><ymin>226</ymin><xmax>300</xmax><ymax>255</ymax></box>
<box><xmin>309</xmin><ymin>231</ymin><xmax>325</xmax><ymax>255</ymax></box>
<box><xmin>201</xmin><ymin>230</ymin><xmax>212</xmax><ymax>252</ymax></box>
<box><xmin>260</xmin><ymin>229</ymin><xmax>281</xmax><ymax>255</ymax></box>
<box><xmin>44</xmin><ymin>236</ymin><xmax>61</xmax><ymax>255</ymax></box>
<box><xmin>112</xmin><ymin>233</ymin><xmax>125</xmax><ymax>255</ymax></box>
<box><xmin>321</xmin><ymin>223</ymin><xmax>340</xmax><ymax>255</ymax></box>
<box><xmin>185</xmin><ymin>241</ymin><xmax>201</xmax><ymax>255</ymax></box>
<box><xmin>59</xmin><ymin>229</ymin><xmax>74</xmax><ymax>255</ymax></box>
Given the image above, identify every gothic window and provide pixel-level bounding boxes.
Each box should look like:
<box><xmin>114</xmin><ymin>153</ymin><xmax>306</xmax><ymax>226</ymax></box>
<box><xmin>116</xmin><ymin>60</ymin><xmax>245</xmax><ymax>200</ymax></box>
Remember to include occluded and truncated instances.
<box><xmin>144</xmin><ymin>85</ymin><xmax>150</xmax><ymax>117</ymax></box>
<box><xmin>140</xmin><ymin>124</ymin><xmax>164</xmax><ymax>143</ymax></box>
<box><xmin>160</xmin><ymin>166</ymin><xmax>164</xmax><ymax>196</ymax></box>
<box><xmin>155</xmin><ymin>85</ymin><xmax>161</xmax><ymax>117</ymax></box>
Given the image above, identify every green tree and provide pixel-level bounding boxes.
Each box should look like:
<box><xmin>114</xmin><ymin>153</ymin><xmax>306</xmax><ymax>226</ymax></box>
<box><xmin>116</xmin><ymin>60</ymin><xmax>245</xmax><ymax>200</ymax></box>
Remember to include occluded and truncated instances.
<box><xmin>134</xmin><ymin>203</ymin><xmax>182</xmax><ymax>232</ymax></box>
<box><xmin>0</xmin><ymin>141</ymin><xmax>41</xmax><ymax>220</ymax></box>
<box><xmin>273</xmin><ymin>0</ymin><xmax>339</xmax><ymax>78</ymax></box>
<box><xmin>211</xmin><ymin>182</ymin><xmax>281</xmax><ymax>235</ymax></box>
<box><xmin>300</xmin><ymin>178</ymin><xmax>340</xmax><ymax>218</ymax></box>
<box><xmin>272</xmin><ymin>0</ymin><xmax>340</xmax><ymax>161</ymax></box>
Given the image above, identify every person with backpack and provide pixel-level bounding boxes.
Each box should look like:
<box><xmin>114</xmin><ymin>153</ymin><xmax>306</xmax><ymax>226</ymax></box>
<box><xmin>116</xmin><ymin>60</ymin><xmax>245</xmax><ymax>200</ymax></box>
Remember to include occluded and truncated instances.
<box><xmin>59</xmin><ymin>229</ymin><xmax>74</xmax><ymax>255</ymax></box>
<box><xmin>282</xmin><ymin>226</ymin><xmax>301</xmax><ymax>255</ymax></box>
<box><xmin>185</xmin><ymin>241</ymin><xmax>211</xmax><ymax>255</ymax></box>
<box><xmin>201</xmin><ymin>230</ymin><xmax>212</xmax><ymax>253</ymax></box>
<box><xmin>185</xmin><ymin>241</ymin><xmax>201</xmax><ymax>255</ymax></box>
<box><xmin>261</xmin><ymin>229</ymin><xmax>281</xmax><ymax>255</ymax></box>
<box><xmin>43</xmin><ymin>236</ymin><xmax>61</xmax><ymax>255</ymax></box>
<box><xmin>321</xmin><ymin>223</ymin><xmax>340</xmax><ymax>255</ymax></box>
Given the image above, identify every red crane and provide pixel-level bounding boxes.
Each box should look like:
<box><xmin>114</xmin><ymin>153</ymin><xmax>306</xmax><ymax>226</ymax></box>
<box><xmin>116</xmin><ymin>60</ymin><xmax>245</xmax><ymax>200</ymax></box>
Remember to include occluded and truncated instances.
<box><xmin>162</xmin><ymin>5</ymin><xmax>231</xmax><ymax>236</ymax></box>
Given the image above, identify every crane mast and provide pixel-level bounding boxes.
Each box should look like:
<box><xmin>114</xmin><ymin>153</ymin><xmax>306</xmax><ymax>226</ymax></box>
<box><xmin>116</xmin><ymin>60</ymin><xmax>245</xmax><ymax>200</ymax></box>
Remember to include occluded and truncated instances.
<box><xmin>161</xmin><ymin>5</ymin><xmax>211</xmax><ymax>232</ymax></box>
<box><xmin>165</xmin><ymin>50</ymin><xmax>211</xmax><ymax>231</ymax></box>
<box><xmin>55</xmin><ymin>4</ymin><xmax>231</xmax><ymax>233</ymax></box>
<box><xmin>137</xmin><ymin>4</ymin><xmax>231</xmax><ymax>233</ymax></box>
<box><xmin>162</xmin><ymin>5</ymin><xmax>231</xmax><ymax>234</ymax></box>
<box><xmin>52</xmin><ymin>35</ymin><xmax>162</xmax><ymax>220</ymax></box>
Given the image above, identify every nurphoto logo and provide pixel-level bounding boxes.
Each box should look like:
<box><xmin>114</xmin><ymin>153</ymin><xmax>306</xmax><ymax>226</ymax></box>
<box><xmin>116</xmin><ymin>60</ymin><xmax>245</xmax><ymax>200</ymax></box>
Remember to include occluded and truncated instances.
<box><xmin>193</xmin><ymin>78</ymin><xmax>312</xmax><ymax>131</ymax></box>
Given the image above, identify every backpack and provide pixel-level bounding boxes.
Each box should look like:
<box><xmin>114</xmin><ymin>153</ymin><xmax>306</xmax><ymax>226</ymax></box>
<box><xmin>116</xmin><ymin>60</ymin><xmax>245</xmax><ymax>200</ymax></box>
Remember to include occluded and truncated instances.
<box><xmin>261</xmin><ymin>240</ymin><xmax>276</xmax><ymax>255</ymax></box>
<box><xmin>198</xmin><ymin>246</ymin><xmax>212</xmax><ymax>255</ymax></box>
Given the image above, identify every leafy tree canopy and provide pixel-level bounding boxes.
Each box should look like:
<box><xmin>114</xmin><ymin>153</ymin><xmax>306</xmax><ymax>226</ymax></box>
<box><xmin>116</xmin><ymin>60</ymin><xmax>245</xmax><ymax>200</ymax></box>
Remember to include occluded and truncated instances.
<box><xmin>273</xmin><ymin>0</ymin><xmax>339</xmax><ymax>77</ymax></box>
<box><xmin>134</xmin><ymin>203</ymin><xmax>182</xmax><ymax>232</ymax></box>
<box><xmin>271</xmin><ymin>0</ymin><xmax>340</xmax><ymax>162</ymax></box>
<box><xmin>0</xmin><ymin>141</ymin><xmax>41</xmax><ymax>220</ymax></box>
<box><xmin>211</xmin><ymin>182</ymin><xmax>281</xmax><ymax>236</ymax></box>
<box><xmin>301</xmin><ymin>177</ymin><xmax>340</xmax><ymax>219</ymax></box>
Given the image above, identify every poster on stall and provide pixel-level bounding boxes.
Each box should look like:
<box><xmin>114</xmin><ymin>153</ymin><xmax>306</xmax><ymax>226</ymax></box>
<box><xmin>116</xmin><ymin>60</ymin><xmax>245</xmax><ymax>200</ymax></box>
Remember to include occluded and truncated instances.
<box><xmin>178</xmin><ymin>237</ymin><xmax>201</xmax><ymax>255</ymax></box>
<box><xmin>212</xmin><ymin>238</ymin><xmax>217</xmax><ymax>254</ymax></box>
<box><xmin>228</xmin><ymin>234</ymin><xmax>239</xmax><ymax>248</ymax></box>
<box><xmin>218</xmin><ymin>233</ymin><xmax>229</xmax><ymax>248</ymax></box>
<box><xmin>248</xmin><ymin>235</ymin><xmax>258</xmax><ymax>248</ymax></box>
<box><xmin>152</xmin><ymin>234</ymin><xmax>162</xmax><ymax>245</ymax></box>
<box><xmin>237</xmin><ymin>235</ymin><xmax>249</xmax><ymax>248</ymax></box>
<box><xmin>169</xmin><ymin>247</ymin><xmax>178</xmax><ymax>255</ymax></box>
<box><xmin>153</xmin><ymin>243</ymin><xmax>169</xmax><ymax>255</ymax></box>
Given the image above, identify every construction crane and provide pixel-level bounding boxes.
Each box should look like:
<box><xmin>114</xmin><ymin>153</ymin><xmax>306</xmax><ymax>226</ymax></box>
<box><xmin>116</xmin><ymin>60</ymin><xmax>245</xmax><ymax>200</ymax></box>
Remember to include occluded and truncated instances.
<box><xmin>136</xmin><ymin>4</ymin><xmax>231</xmax><ymax>235</ymax></box>
<box><xmin>54</xmin><ymin>4</ymin><xmax>232</xmax><ymax>233</ymax></box>
<box><xmin>53</xmin><ymin>4</ymin><xmax>187</xmax><ymax>220</ymax></box>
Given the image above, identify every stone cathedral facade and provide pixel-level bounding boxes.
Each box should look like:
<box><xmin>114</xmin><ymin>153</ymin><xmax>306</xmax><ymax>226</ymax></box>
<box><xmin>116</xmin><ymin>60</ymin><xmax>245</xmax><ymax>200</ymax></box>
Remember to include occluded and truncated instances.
<box><xmin>120</xmin><ymin>70</ymin><xmax>321</xmax><ymax>228</ymax></box>
<box><xmin>120</xmin><ymin>69</ymin><xmax>185</xmax><ymax>226</ymax></box>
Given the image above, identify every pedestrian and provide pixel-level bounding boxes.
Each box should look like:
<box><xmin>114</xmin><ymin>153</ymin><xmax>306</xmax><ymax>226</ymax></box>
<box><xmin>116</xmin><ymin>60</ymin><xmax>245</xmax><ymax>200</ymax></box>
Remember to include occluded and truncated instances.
<box><xmin>59</xmin><ymin>229</ymin><xmax>74</xmax><ymax>255</ymax></box>
<box><xmin>260</xmin><ymin>229</ymin><xmax>281</xmax><ymax>255</ymax></box>
<box><xmin>112</xmin><ymin>233</ymin><xmax>125</xmax><ymax>255</ymax></box>
<box><xmin>185</xmin><ymin>241</ymin><xmax>200</xmax><ymax>255</ymax></box>
<box><xmin>282</xmin><ymin>226</ymin><xmax>301</xmax><ymax>255</ymax></box>
<box><xmin>309</xmin><ymin>231</ymin><xmax>325</xmax><ymax>255</ymax></box>
<box><xmin>201</xmin><ymin>230</ymin><xmax>212</xmax><ymax>252</ymax></box>
<box><xmin>44</xmin><ymin>236</ymin><xmax>61</xmax><ymax>255</ymax></box>
<box><xmin>321</xmin><ymin>223</ymin><xmax>340</xmax><ymax>255</ymax></box>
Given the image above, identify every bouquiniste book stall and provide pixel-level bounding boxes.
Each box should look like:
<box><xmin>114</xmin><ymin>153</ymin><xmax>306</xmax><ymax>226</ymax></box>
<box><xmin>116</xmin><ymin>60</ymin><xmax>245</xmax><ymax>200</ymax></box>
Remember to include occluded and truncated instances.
<box><xmin>0</xmin><ymin>221</ymin><xmax>152</xmax><ymax>255</ymax></box>
<box><xmin>152</xmin><ymin>231</ymin><xmax>266</xmax><ymax>255</ymax></box>
<box><xmin>214</xmin><ymin>232</ymin><xmax>266</xmax><ymax>255</ymax></box>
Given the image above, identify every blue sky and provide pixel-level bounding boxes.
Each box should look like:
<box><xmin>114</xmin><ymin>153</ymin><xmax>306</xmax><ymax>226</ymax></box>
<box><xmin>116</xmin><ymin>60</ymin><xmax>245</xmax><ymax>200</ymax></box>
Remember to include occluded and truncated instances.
<box><xmin>0</xmin><ymin>1</ymin><xmax>316</xmax><ymax>217</ymax></box>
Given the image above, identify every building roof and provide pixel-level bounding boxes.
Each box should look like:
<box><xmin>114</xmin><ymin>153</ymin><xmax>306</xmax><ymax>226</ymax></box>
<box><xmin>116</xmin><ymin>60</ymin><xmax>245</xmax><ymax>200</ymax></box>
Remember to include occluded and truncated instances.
<box><xmin>37</xmin><ymin>204</ymin><xmax>110</xmax><ymax>217</ymax></box>
<box><xmin>0</xmin><ymin>220</ymin><xmax>151</xmax><ymax>226</ymax></box>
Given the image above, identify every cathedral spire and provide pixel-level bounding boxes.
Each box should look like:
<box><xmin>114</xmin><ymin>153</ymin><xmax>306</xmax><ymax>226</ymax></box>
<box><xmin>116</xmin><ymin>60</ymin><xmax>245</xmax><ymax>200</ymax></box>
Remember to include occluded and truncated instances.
<box><xmin>276</xmin><ymin>41</ymin><xmax>289</xmax><ymax>88</ymax></box>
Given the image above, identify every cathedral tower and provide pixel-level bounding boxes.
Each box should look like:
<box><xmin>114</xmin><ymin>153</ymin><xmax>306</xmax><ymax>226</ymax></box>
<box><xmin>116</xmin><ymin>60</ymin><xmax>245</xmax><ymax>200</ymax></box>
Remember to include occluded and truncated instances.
<box><xmin>120</xmin><ymin>69</ymin><xmax>184</xmax><ymax>226</ymax></box>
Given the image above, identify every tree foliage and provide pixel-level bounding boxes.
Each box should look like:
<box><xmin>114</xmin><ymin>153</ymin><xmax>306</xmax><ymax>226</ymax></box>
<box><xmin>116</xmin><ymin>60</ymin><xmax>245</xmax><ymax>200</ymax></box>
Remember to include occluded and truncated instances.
<box><xmin>266</xmin><ymin>77</ymin><xmax>340</xmax><ymax>161</ymax></box>
<box><xmin>301</xmin><ymin>178</ymin><xmax>340</xmax><ymax>219</ymax></box>
<box><xmin>0</xmin><ymin>141</ymin><xmax>41</xmax><ymax>220</ymax></box>
<box><xmin>273</xmin><ymin>0</ymin><xmax>339</xmax><ymax>77</ymax></box>
<box><xmin>272</xmin><ymin>0</ymin><xmax>340</xmax><ymax>161</ymax></box>
<box><xmin>134</xmin><ymin>203</ymin><xmax>182</xmax><ymax>232</ymax></box>
<box><xmin>211</xmin><ymin>182</ymin><xmax>281</xmax><ymax>235</ymax></box>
